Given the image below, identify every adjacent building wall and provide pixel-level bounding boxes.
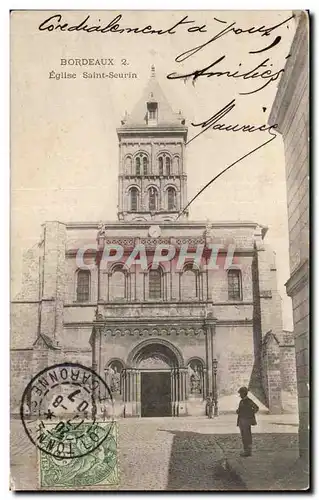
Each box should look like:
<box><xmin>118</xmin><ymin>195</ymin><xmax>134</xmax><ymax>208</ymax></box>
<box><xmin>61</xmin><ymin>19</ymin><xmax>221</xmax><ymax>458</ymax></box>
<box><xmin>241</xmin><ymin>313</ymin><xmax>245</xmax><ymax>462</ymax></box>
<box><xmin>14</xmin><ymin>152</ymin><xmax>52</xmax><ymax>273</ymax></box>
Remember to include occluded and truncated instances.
<box><xmin>269</xmin><ymin>11</ymin><xmax>309</xmax><ymax>458</ymax></box>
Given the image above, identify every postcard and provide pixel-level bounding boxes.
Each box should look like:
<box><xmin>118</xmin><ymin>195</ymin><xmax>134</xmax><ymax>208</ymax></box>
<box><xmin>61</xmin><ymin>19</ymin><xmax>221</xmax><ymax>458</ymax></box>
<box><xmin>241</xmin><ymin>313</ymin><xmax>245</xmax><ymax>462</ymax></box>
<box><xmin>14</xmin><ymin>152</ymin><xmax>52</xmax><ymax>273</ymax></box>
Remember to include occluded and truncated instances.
<box><xmin>10</xmin><ymin>10</ymin><xmax>309</xmax><ymax>491</ymax></box>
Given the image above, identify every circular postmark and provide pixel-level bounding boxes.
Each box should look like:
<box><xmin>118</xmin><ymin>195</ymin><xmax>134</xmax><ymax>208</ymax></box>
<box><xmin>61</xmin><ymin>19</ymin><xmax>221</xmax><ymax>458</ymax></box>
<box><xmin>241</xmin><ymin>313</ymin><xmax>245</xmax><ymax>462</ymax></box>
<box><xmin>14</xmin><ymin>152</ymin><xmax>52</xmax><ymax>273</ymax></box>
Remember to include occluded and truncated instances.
<box><xmin>20</xmin><ymin>362</ymin><xmax>114</xmax><ymax>459</ymax></box>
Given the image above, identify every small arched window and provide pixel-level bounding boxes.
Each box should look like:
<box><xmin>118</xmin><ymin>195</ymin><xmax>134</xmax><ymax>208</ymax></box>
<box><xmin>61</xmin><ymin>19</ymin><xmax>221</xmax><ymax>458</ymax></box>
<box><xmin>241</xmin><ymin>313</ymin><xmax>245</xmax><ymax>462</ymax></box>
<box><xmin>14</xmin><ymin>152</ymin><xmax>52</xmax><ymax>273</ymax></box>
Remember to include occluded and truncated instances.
<box><xmin>111</xmin><ymin>267</ymin><xmax>126</xmax><ymax>300</ymax></box>
<box><xmin>136</xmin><ymin>157</ymin><xmax>141</xmax><ymax>175</ymax></box>
<box><xmin>149</xmin><ymin>269</ymin><xmax>162</xmax><ymax>299</ymax></box>
<box><xmin>167</xmin><ymin>187</ymin><xmax>176</xmax><ymax>210</ymax></box>
<box><xmin>125</xmin><ymin>156</ymin><xmax>132</xmax><ymax>173</ymax></box>
<box><xmin>143</xmin><ymin>157</ymin><xmax>148</xmax><ymax>175</ymax></box>
<box><xmin>182</xmin><ymin>265</ymin><xmax>198</xmax><ymax>300</ymax></box>
<box><xmin>130</xmin><ymin>187</ymin><xmax>139</xmax><ymax>211</ymax></box>
<box><xmin>76</xmin><ymin>270</ymin><xmax>90</xmax><ymax>302</ymax></box>
<box><xmin>173</xmin><ymin>156</ymin><xmax>180</xmax><ymax>173</ymax></box>
<box><xmin>159</xmin><ymin>157</ymin><xmax>163</xmax><ymax>176</ymax></box>
<box><xmin>166</xmin><ymin>157</ymin><xmax>171</xmax><ymax>176</ymax></box>
<box><xmin>149</xmin><ymin>188</ymin><xmax>158</xmax><ymax>211</ymax></box>
<box><xmin>228</xmin><ymin>269</ymin><xmax>242</xmax><ymax>300</ymax></box>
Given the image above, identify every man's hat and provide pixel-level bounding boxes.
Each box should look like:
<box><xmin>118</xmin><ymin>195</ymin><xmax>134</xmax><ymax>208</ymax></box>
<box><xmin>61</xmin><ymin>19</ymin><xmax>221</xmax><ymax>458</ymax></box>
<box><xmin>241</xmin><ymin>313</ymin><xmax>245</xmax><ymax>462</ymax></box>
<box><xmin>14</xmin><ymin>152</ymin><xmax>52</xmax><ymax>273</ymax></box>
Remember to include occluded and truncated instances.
<box><xmin>238</xmin><ymin>386</ymin><xmax>248</xmax><ymax>396</ymax></box>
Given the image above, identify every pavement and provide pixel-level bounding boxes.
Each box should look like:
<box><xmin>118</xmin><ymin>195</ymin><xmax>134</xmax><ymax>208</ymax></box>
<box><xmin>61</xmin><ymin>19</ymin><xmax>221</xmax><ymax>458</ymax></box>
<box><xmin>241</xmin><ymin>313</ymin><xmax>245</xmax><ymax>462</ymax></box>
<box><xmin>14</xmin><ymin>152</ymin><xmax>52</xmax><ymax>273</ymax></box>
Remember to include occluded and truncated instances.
<box><xmin>10</xmin><ymin>413</ymin><xmax>309</xmax><ymax>491</ymax></box>
<box><xmin>212</xmin><ymin>414</ymin><xmax>309</xmax><ymax>491</ymax></box>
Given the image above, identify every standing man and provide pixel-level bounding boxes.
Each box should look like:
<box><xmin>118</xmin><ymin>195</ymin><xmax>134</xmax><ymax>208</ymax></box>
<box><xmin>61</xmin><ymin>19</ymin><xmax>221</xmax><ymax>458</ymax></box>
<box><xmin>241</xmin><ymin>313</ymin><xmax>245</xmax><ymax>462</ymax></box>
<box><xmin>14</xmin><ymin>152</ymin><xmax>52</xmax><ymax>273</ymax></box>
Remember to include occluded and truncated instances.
<box><xmin>206</xmin><ymin>392</ymin><xmax>214</xmax><ymax>419</ymax></box>
<box><xmin>236</xmin><ymin>386</ymin><xmax>259</xmax><ymax>457</ymax></box>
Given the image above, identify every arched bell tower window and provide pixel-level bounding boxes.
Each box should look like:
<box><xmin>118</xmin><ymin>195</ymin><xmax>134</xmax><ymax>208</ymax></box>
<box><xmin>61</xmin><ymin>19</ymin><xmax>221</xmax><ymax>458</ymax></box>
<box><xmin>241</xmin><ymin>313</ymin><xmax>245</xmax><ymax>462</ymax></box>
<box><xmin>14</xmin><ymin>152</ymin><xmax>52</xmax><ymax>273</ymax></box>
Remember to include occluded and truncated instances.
<box><xmin>148</xmin><ymin>187</ymin><xmax>158</xmax><ymax>211</ymax></box>
<box><xmin>125</xmin><ymin>156</ymin><xmax>132</xmax><ymax>174</ymax></box>
<box><xmin>135</xmin><ymin>153</ymin><xmax>148</xmax><ymax>176</ymax></box>
<box><xmin>166</xmin><ymin>157</ymin><xmax>171</xmax><ymax>176</ymax></box>
<box><xmin>158</xmin><ymin>153</ymin><xmax>172</xmax><ymax>176</ymax></box>
<box><xmin>159</xmin><ymin>157</ymin><xmax>163</xmax><ymax>176</ymax></box>
<box><xmin>136</xmin><ymin>157</ymin><xmax>141</xmax><ymax>176</ymax></box>
<box><xmin>173</xmin><ymin>155</ymin><xmax>180</xmax><ymax>173</ymax></box>
<box><xmin>143</xmin><ymin>157</ymin><xmax>148</xmax><ymax>175</ymax></box>
<box><xmin>130</xmin><ymin>187</ymin><xmax>139</xmax><ymax>212</ymax></box>
<box><xmin>167</xmin><ymin>187</ymin><xmax>176</xmax><ymax>210</ymax></box>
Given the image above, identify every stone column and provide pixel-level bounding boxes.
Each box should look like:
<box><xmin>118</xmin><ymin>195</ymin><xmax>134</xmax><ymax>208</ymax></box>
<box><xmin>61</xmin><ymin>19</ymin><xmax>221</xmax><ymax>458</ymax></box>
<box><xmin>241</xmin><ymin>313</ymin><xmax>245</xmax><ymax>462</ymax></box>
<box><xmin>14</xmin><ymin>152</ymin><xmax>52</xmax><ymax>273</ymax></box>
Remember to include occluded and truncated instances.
<box><xmin>178</xmin><ymin>368</ymin><xmax>188</xmax><ymax>416</ymax></box>
<box><xmin>140</xmin><ymin>174</ymin><xmax>144</xmax><ymax>212</ymax></box>
<box><xmin>124</xmin><ymin>369</ymin><xmax>135</xmax><ymax>417</ymax></box>
<box><xmin>203</xmin><ymin>368</ymin><xmax>207</xmax><ymax>398</ymax></box>
<box><xmin>180</xmin><ymin>370</ymin><xmax>184</xmax><ymax>400</ymax></box>
<box><xmin>176</xmin><ymin>370</ymin><xmax>180</xmax><ymax>417</ymax></box>
<box><xmin>128</xmin><ymin>272</ymin><xmax>132</xmax><ymax>301</ymax></box>
<box><xmin>163</xmin><ymin>272</ymin><xmax>168</xmax><ymax>301</ymax></box>
<box><xmin>185</xmin><ymin>368</ymin><xmax>190</xmax><ymax>399</ymax></box>
<box><xmin>128</xmin><ymin>369</ymin><xmax>132</xmax><ymax>402</ymax></box>
<box><xmin>131</xmin><ymin>369</ymin><xmax>137</xmax><ymax>416</ymax></box>
<box><xmin>159</xmin><ymin>176</ymin><xmax>163</xmax><ymax>210</ymax></box>
<box><xmin>106</xmin><ymin>272</ymin><xmax>110</xmax><ymax>302</ymax></box>
<box><xmin>171</xmin><ymin>369</ymin><xmax>176</xmax><ymax>416</ymax></box>
<box><xmin>136</xmin><ymin>370</ymin><xmax>141</xmax><ymax>417</ymax></box>
<box><xmin>205</xmin><ymin>325</ymin><xmax>213</xmax><ymax>395</ymax></box>
<box><xmin>121</xmin><ymin>370</ymin><xmax>125</xmax><ymax>401</ymax></box>
<box><xmin>204</xmin><ymin>316</ymin><xmax>217</xmax><ymax>397</ymax></box>
<box><xmin>200</xmin><ymin>272</ymin><xmax>204</xmax><ymax>301</ymax></box>
<box><xmin>169</xmin><ymin>260</ymin><xmax>173</xmax><ymax>301</ymax></box>
<box><xmin>96</xmin><ymin>328</ymin><xmax>102</xmax><ymax>404</ymax></box>
<box><xmin>118</xmin><ymin>176</ymin><xmax>123</xmax><ymax>213</ymax></box>
<box><xmin>143</xmin><ymin>272</ymin><xmax>146</xmax><ymax>301</ymax></box>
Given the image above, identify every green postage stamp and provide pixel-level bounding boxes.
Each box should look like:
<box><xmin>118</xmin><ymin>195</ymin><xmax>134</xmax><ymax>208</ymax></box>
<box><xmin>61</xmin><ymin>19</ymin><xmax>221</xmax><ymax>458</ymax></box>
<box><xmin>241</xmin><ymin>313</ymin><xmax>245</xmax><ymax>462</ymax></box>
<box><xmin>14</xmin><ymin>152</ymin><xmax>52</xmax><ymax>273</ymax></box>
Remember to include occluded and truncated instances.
<box><xmin>38</xmin><ymin>421</ymin><xmax>119</xmax><ymax>489</ymax></box>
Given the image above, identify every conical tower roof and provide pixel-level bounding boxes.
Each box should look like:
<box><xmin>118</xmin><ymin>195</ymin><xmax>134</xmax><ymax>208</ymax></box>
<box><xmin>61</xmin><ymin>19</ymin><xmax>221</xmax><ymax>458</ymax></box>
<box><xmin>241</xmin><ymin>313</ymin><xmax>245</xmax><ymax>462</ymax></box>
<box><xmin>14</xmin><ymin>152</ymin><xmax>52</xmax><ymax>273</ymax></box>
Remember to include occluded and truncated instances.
<box><xmin>120</xmin><ymin>66</ymin><xmax>185</xmax><ymax>128</ymax></box>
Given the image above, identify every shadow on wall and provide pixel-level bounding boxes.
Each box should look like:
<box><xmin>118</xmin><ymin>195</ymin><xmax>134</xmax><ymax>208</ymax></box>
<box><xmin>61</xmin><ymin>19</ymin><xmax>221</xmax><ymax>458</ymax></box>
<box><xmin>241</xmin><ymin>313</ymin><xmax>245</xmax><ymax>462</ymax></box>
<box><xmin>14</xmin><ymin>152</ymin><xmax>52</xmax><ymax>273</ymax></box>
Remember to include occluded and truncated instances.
<box><xmin>160</xmin><ymin>429</ymin><xmax>298</xmax><ymax>491</ymax></box>
<box><xmin>249</xmin><ymin>359</ymin><xmax>267</xmax><ymax>407</ymax></box>
<box><xmin>250</xmin><ymin>248</ymin><xmax>268</xmax><ymax>408</ymax></box>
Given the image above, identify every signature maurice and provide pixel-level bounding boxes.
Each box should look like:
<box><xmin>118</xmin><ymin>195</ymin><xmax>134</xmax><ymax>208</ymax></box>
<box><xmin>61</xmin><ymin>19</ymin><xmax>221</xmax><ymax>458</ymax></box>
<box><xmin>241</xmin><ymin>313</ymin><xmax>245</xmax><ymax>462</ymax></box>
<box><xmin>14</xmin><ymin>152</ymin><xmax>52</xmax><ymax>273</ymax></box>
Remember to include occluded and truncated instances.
<box><xmin>187</xmin><ymin>98</ymin><xmax>278</xmax><ymax>145</ymax></box>
<box><xmin>175</xmin><ymin>97</ymin><xmax>279</xmax><ymax>219</ymax></box>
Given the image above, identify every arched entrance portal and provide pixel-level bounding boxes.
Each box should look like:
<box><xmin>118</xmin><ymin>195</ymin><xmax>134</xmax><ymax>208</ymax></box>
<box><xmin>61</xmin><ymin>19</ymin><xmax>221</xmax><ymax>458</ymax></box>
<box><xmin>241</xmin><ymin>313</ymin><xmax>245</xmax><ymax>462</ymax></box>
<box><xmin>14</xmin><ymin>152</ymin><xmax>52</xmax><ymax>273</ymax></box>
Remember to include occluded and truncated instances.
<box><xmin>125</xmin><ymin>339</ymin><xmax>187</xmax><ymax>417</ymax></box>
<box><xmin>138</xmin><ymin>343</ymin><xmax>176</xmax><ymax>417</ymax></box>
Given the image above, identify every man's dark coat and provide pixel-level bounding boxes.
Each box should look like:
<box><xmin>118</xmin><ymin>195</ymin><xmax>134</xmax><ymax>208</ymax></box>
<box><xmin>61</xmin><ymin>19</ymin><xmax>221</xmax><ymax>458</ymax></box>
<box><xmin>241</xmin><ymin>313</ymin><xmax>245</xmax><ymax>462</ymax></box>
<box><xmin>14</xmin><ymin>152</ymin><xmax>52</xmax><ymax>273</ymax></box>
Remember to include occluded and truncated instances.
<box><xmin>236</xmin><ymin>396</ymin><xmax>259</xmax><ymax>426</ymax></box>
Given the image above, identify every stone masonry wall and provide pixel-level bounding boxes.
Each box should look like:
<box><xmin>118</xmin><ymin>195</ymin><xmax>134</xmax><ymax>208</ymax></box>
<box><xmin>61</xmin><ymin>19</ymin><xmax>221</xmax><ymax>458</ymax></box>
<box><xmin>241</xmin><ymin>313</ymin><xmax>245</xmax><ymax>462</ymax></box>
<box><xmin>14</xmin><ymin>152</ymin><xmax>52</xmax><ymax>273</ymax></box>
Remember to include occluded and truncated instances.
<box><xmin>215</xmin><ymin>325</ymin><xmax>254</xmax><ymax>396</ymax></box>
<box><xmin>269</xmin><ymin>11</ymin><xmax>309</xmax><ymax>458</ymax></box>
<box><xmin>11</xmin><ymin>349</ymin><xmax>33</xmax><ymax>412</ymax></box>
<box><xmin>40</xmin><ymin>222</ymin><xmax>67</xmax><ymax>344</ymax></box>
<box><xmin>261</xmin><ymin>332</ymin><xmax>282</xmax><ymax>413</ymax></box>
<box><xmin>280</xmin><ymin>332</ymin><xmax>297</xmax><ymax>393</ymax></box>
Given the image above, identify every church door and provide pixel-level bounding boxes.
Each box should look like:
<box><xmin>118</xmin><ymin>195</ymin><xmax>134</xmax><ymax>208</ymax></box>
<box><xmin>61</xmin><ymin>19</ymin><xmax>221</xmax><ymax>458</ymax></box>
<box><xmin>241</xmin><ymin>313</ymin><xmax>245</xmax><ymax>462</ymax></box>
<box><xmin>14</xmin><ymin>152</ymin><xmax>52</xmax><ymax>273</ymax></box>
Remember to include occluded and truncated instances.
<box><xmin>141</xmin><ymin>372</ymin><xmax>171</xmax><ymax>417</ymax></box>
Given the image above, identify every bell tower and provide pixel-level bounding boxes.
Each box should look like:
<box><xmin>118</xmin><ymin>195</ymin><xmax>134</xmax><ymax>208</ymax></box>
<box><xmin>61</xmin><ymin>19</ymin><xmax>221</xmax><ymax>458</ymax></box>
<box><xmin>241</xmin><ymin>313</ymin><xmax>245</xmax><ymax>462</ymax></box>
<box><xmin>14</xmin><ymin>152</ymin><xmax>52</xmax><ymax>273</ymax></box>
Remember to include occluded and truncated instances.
<box><xmin>117</xmin><ymin>66</ymin><xmax>188</xmax><ymax>222</ymax></box>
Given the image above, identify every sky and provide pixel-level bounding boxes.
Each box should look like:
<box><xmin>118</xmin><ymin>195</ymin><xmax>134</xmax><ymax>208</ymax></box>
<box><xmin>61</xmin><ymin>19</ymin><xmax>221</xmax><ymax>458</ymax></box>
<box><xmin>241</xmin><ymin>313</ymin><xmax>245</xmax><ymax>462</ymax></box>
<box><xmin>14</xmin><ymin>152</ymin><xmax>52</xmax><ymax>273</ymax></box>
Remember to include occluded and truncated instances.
<box><xmin>11</xmin><ymin>10</ymin><xmax>297</xmax><ymax>329</ymax></box>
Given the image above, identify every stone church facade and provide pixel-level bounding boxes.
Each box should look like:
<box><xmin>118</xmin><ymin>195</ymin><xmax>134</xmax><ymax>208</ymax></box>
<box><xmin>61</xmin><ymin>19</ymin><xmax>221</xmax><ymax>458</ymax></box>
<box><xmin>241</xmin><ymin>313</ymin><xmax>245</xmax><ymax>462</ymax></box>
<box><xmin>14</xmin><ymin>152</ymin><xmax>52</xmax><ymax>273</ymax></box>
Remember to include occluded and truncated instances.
<box><xmin>11</xmin><ymin>68</ymin><xmax>296</xmax><ymax>417</ymax></box>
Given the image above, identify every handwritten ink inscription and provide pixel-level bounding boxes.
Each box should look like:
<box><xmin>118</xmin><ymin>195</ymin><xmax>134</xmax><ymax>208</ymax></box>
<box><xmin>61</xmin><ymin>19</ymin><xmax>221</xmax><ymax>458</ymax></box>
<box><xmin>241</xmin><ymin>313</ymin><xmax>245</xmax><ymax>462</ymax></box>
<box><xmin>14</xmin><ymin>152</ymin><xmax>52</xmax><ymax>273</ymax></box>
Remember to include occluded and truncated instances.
<box><xmin>37</xmin><ymin>12</ymin><xmax>293</xmax><ymax>96</ymax></box>
<box><xmin>36</xmin><ymin>11</ymin><xmax>295</xmax><ymax>214</ymax></box>
<box><xmin>187</xmin><ymin>99</ymin><xmax>278</xmax><ymax>146</ymax></box>
<box><xmin>167</xmin><ymin>15</ymin><xmax>293</xmax><ymax>96</ymax></box>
